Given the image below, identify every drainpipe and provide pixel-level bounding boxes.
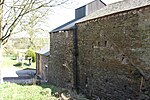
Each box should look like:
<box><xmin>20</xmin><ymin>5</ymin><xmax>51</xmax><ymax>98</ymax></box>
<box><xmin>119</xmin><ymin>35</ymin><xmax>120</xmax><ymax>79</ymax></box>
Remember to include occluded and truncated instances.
<box><xmin>72</xmin><ymin>24</ymin><xmax>79</xmax><ymax>93</ymax></box>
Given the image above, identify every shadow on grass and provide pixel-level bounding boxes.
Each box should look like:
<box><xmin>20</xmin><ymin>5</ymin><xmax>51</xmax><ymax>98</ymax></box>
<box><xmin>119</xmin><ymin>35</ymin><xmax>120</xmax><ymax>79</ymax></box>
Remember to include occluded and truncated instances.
<box><xmin>13</xmin><ymin>62</ymin><xmax>34</xmax><ymax>68</ymax></box>
<box><xmin>13</xmin><ymin>62</ymin><xmax>22</xmax><ymax>67</ymax></box>
<box><xmin>23</xmin><ymin>63</ymin><xmax>31</xmax><ymax>66</ymax></box>
<box><xmin>23</xmin><ymin>68</ymin><xmax>36</xmax><ymax>70</ymax></box>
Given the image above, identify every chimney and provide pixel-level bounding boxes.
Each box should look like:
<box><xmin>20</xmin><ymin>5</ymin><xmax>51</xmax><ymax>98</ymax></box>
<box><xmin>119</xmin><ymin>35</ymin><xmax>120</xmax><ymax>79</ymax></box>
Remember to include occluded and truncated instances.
<box><xmin>75</xmin><ymin>0</ymin><xmax>106</xmax><ymax>19</ymax></box>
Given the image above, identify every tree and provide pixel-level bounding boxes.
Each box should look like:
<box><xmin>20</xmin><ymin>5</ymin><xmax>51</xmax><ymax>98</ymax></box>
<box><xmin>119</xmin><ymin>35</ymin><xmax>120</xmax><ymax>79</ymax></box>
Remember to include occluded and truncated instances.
<box><xmin>1</xmin><ymin>0</ymin><xmax>69</xmax><ymax>44</ymax></box>
<box><xmin>20</xmin><ymin>10</ymin><xmax>49</xmax><ymax>50</ymax></box>
<box><xmin>26</xmin><ymin>48</ymin><xmax>36</xmax><ymax>63</ymax></box>
<box><xmin>0</xmin><ymin>0</ymin><xmax>3</xmax><ymax>63</ymax></box>
<box><xmin>0</xmin><ymin>0</ymin><xmax>69</xmax><ymax>62</ymax></box>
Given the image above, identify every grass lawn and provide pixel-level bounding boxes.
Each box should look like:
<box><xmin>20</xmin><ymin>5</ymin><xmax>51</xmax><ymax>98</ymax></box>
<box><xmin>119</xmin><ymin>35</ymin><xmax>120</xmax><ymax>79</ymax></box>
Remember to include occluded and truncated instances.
<box><xmin>0</xmin><ymin>56</ymin><xmax>36</xmax><ymax>69</ymax></box>
<box><xmin>0</xmin><ymin>82</ymin><xmax>57</xmax><ymax>100</ymax></box>
<box><xmin>0</xmin><ymin>57</ymin><xmax>88</xmax><ymax>100</ymax></box>
<box><xmin>0</xmin><ymin>82</ymin><xmax>88</xmax><ymax>100</ymax></box>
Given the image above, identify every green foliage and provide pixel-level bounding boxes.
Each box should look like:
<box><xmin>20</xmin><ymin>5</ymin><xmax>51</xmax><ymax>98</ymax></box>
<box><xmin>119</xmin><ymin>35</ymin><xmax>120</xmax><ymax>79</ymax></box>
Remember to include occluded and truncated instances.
<box><xmin>11</xmin><ymin>55</ymin><xmax>17</xmax><ymax>60</ymax></box>
<box><xmin>26</xmin><ymin>48</ymin><xmax>36</xmax><ymax>62</ymax></box>
<box><xmin>0</xmin><ymin>82</ymin><xmax>57</xmax><ymax>100</ymax></box>
<box><xmin>9</xmin><ymin>51</ymin><xmax>17</xmax><ymax>60</ymax></box>
<box><xmin>0</xmin><ymin>82</ymin><xmax>88</xmax><ymax>100</ymax></box>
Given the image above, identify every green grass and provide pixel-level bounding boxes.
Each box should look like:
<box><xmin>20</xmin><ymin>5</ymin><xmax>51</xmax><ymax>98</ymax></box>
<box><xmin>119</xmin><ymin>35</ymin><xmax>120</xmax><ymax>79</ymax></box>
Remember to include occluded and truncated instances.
<box><xmin>0</xmin><ymin>56</ymin><xmax>36</xmax><ymax>69</ymax></box>
<box><xmin>0</xmin><ymin>82</ymin><xmax>57</xmax><ymax>100</ymax></box>
<box><xmin>0</xmin><ymin>57</ymin><xmax>17</xmax><ymax>68</ymax></box>
<box><xmin>0</xmin><ymin>83</ymin><xmax>88</xmax><ymax>100</ymax></box>
<box><xmin>40</xmin><ymin>83</ymin><xmax>88</xmax><ymax>100</ymax></box>
<box><xmin>0</xmin><ymin>57</ymin><xmax>88</xmax><ymax>100</ymax></box>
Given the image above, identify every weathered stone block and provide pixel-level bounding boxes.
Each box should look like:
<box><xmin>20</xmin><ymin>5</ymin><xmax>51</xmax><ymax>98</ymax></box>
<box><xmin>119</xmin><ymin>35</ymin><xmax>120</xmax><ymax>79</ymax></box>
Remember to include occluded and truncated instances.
<box><xmin>77</xmin><ymin>6</ymin><xmax>150</xmax><ymax>99</ymax></box>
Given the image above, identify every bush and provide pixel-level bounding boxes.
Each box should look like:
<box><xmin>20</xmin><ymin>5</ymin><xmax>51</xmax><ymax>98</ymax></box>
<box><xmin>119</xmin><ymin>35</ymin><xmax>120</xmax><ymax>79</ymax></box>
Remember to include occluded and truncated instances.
<box><xmin>11</xmin><ymin>55</ymin><xmax>17</xmax><ymax>60</ymax></box>
<box><xmin>10</xmin><ymin>52</ymin><xmax>18</xmax><ymax>60</ymax></box>
<box><xmin>26</xmin><ymin>48</ymin><xmax>36</xmax><ymax>62</ymax></box>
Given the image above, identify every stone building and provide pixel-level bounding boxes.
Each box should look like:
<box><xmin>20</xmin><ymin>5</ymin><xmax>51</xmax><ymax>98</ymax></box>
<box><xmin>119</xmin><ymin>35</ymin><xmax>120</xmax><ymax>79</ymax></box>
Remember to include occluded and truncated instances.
<box><xmin>76</xmin><ymin>0</ymin><xmax>150</xmax><ymax>99</ymax></box>
<box><xmin>49</xmin><ymin>0</ymin><xmax>106</xmax><ymax>88</ymax></box>
<box><xmin>36</xmin><ymin>46</ymin><xmax>49</xmax><ymax>81</ymax></box>
<box><xmin>49</xmin><ymin>0</ymin><xmax>150</xmax><ymax>99</ymax></box>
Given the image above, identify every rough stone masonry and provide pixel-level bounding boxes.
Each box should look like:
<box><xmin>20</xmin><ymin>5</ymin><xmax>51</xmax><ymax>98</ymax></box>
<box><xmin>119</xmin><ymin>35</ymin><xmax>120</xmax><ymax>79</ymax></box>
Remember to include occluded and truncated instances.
<box><xmin>76</xmin><ymin>5</ymin><xmax>150</xmax><ymax>99</ymax></box>
<box><xmin>49</xmin><ymin>31</ymin><xmax>74</xmax><ymax>88</ymax></box>
<box><xmin>48</xmin><ymin>4</ymin><xmax>150</xmax><ymax>100</ymax></box>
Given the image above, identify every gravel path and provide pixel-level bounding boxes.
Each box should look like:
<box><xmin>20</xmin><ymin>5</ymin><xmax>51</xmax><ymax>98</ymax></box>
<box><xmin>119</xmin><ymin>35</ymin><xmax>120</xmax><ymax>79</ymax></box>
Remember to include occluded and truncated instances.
<box><xmin>0</xmin><ymin>67</ymin><xmax>36</xmax><ymax>84</ymax></box>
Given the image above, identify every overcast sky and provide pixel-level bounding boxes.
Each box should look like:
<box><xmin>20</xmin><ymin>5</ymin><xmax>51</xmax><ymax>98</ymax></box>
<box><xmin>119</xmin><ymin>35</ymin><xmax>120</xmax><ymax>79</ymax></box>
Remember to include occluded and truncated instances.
<box><xmin>48</xmin><ymin>0</ymin><xmax>123</xmax><ymax>31</ymax></box>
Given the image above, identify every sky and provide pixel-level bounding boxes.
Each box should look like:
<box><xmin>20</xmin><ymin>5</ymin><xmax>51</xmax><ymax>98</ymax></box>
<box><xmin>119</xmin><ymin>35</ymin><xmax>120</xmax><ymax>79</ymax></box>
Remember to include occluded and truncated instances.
<box><xmin>7</xmin><ymin>0</ymin><xmax>123</xmax><ymax>39</ymax></box>
<box><xmin>47</xmin><ymin>0</ymin><xmax>123</xmax><ymax>31</ymax></box>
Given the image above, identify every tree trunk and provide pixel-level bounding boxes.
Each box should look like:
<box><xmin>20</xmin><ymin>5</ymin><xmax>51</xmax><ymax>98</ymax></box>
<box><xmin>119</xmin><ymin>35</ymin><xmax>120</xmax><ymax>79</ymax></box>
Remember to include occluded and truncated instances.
<box><xmin>0</xmin><ymin>2</ymin><xmax>3</xmax><ymax>63</ymax></box>
<box><xmin>0</xmin><ymin>44</ymin><xmax>1</xmax><ymax>64</ymax></box>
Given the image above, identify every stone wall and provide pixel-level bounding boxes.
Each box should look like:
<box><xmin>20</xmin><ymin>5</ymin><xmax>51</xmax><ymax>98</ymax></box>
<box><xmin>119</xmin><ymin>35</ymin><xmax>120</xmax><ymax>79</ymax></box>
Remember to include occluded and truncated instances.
<box><xmin>40</xmin><ymin>55</ymin><xmax>49</xmax><ymax>80</ymax></box>
<box><xmin>36</xmin><ymin>54</ymin><xmax>49</xmax><ymax>80</ymax></box>
<box><xmin>49</xmin><ymin>31</ymin><xmax>74</xmax><ymax>88</ymax></box>
<box><xmin>77</xmin><ymin>6</ymin><xmax>150</xmax><ymax>99</ymax></box>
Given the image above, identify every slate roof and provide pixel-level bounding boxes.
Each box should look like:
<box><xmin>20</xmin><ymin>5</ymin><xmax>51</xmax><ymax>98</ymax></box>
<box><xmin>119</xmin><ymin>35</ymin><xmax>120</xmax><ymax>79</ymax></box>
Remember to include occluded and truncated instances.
<box><xmin>36</xmin><ymin>45</ymin><xmax>49</xmax><ymax>56</ymax></box>
<box><xmin>50</xmin><ymin>0</ymin><xmax>106</xmax><ymax>33</ymax></box>
<box><xmin>50</xmin><ymin>18</ymin><xmax>81</xmax><ymax>33</ymax></box>
<box><xmin>78</xmin><ymin>0</ymin><xmax>150</xmax><ymax>23</ymax></box>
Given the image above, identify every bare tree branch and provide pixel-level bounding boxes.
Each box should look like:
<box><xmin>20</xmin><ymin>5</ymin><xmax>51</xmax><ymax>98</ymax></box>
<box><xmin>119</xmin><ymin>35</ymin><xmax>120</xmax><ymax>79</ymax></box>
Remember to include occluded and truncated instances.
<box><xmin>1</xmin><ymin>0</ymin><xmax>28</xmax><ymax>41</ymax></box>
<box><xmin>1</xmin><ymin>0</ymin><xmax>69</xmax><ymax>44</ymax></box>
<box><xmin>0</xmin><ymin>0</ymin><xmax>5</xmax><ymax>5</ymax></box>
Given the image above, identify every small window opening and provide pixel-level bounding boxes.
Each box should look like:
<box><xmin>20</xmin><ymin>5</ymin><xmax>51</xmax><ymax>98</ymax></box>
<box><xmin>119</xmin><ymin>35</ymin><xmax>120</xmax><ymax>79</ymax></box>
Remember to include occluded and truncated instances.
<box><xmin>121</xmin><ymin>55</ymin><xmax>125</xmax><ymax>61</ymax></box>
<box><xmin>105</xmin><ymin>79</ymin><xmax>108</xmax><ymax>83</ymax></box>
<box><xmin>102</xmin><ymin>58</ymin><xmax>105</xmax><ymax>62</ymax></box>
<box><xmin>130</xmin><ymin>70</ymin><xmax>133</xmax><ymax>74</ymax></box>
<box><xmin>124</xmin><ymin>85</ymin><xmax>127</xmax><ymax>90</ymax></box>
<box><xmin>98</xmin><ymin>42</ymin><xmax>100</xmax><ymax>46</ymax></box>
<box><xmin>67</xmin><ymin>80</ymin><xmax>71</xmax><ymax>83</ymax></box>
<box><xmin>121</xmin><ymin>57</ymin><xmax>124</xmax><ymax>61</ymax></box>
<box><xmin>85</xmin><ymin>76</ymin><xmax>88</xmax><ymax>87</ymax></box>
<box><xmin>85</xmin><ymin>76</ymin><xmax>88</xmax><ymax>84</ymax></box>
<box><xmin>104</xmin><ymin>41</ymin><xmax>107</xmax><ymax>47</ymax></box>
